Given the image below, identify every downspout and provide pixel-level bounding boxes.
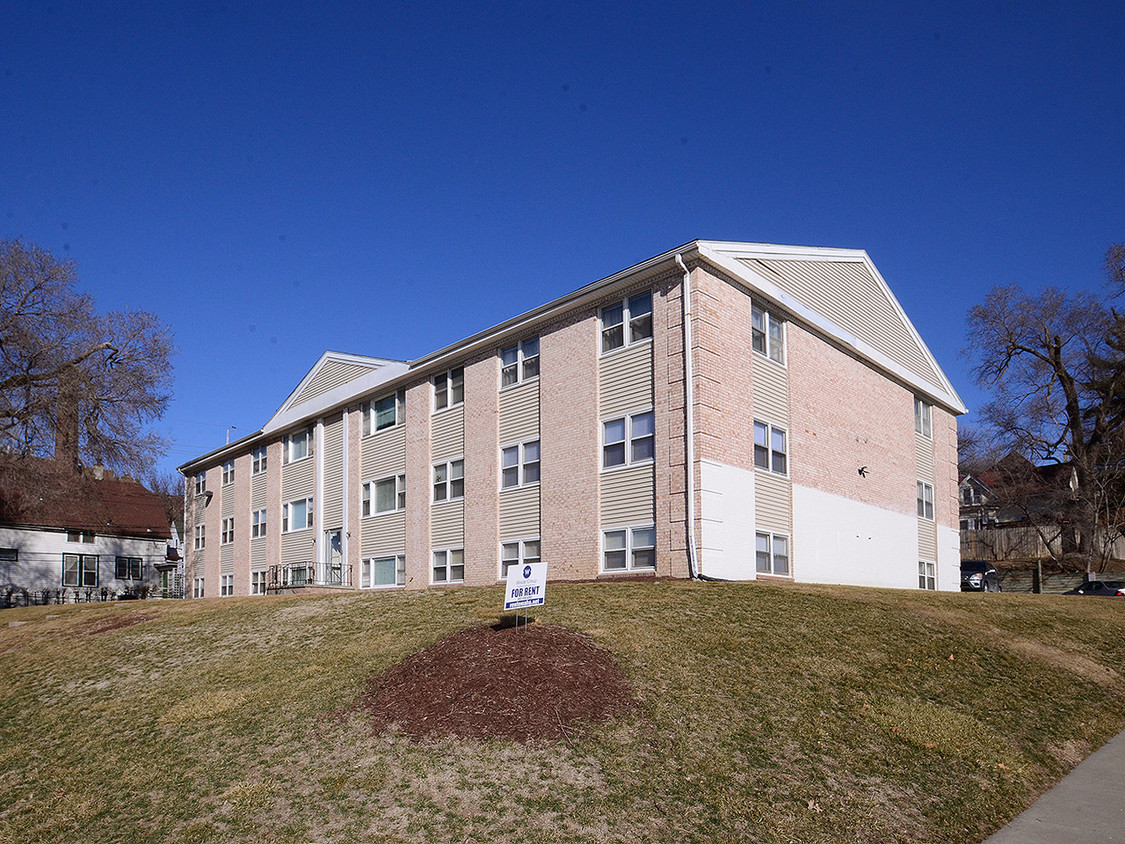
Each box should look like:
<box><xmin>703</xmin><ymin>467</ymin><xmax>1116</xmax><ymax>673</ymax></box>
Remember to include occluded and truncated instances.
<box><xmin>676</xmin><ymin>254</ymin><xmax>700</xmax><ymax>579</ymax></box>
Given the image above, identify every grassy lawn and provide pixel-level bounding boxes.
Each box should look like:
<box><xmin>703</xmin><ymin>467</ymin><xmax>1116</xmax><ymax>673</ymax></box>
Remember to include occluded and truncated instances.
<box><xmin>1</xmin><ymin>579</ymin><xmax>1123</xmax><ymax>843</ymax></box>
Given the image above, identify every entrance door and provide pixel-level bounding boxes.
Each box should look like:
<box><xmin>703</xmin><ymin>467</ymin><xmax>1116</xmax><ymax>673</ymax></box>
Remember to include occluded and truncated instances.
<box><xmin>324</xmin><ymin>530</ymin><xmax>343</xmax><ymax>584</ymax></box>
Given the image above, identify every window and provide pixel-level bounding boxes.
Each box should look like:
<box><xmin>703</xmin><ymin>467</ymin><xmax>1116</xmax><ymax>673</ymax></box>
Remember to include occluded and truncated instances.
<box><xmin>364</xmin><ymin>474</ymin><xmax>406</xmax><ymax>515</ymax></box>
<box><xmin>66</xmin><ymin>530</ymin><xmax>95</xmax><ymax>544</ymax></box>
<box><xmin>500</xmin><ymin>337</ymin><xmax>540</xmax><ymax>387</ymax></box>
<box><xmin>193</xmin><ymin>577</ymin><xmax>205</xmax><ymax>599</ymax></box>
<box><xmin>433</xmin><ymin>367</ymin><xmax>464</xmax><ymax>411</ymax></box>
<box><xmin>433</xmin><ymin>460</ymin><xmax>464</xmax><ymax>502</ymax></box>
<box><xmin>753</xmin><ymin>421</ymin><xmax>788</xmax><ymax>475</ymax></box>
<box><xmin>193</xmin><ymin>524</ymin><xmax>205</xmax><ymax>550</ymax></box>
<box><xmin>602</xmin><ymin>526</ymin><xmax>656</xmax><ymax>572</ymax></box>
<box><xmin>432</xmin><ymin>548</ymin><xmax>465</xmax><ymax>583</ymax></box>
<box><xmin>917</xmin><ymin>481</ymin><xmax>934</xmax><ymax>520</ymax></box>
<box><xmin>251</xmin><ymin>569</ymin><xmax>267</xmax><ymax>595</ymax></box>
<box><xmin>222</xmin><ymin>460</ymin><xmax>234</xmax><ymax>485</ymax></box>
<box><xmin>221</xmin><ymin>574</ymin><xmax>234</xmax><ymax>596</ymax></box>
<box><xmin>0</xmin><ymin>548</ymin><xmax>16</xmax><ymax>582</ymax></box>
<box><xmin>62</xmin><ymin>554</ymin><xmax>99</xmax><ymax>587</ymax></box>
<box><xmin>918</xmin><ymin>560</ymin><xmax>936</xmax><ymax>591</ymax></box>
<box><xmin>221</xmin><ymin>517</ymin><xmax>235</xmax><ymax>545</ymax></box>
<box><xmin>501</xmin><ymin>538</ymin><xmax>541</xmax><ymax>578</ymax></box>
<box><xmin>114</xmin><ymin>556</ymin><xmax>142</xmax><ymax>580</ymax></box>
<box><xmin>252</xmin><ymin>446</ymin><xmax>267</xmax><ymax>475</ymax></box>
<box><xmin>601</xmin><ymin>291</ymin><xmax>653</xmax><ymax>352</ymax></box>
<box><xmin>755</xmin><ymin>532</ymin><xmax>790</xmax><ymax>575</ymax></box>
<box><xmin>364</xmin><ymin>390</ymin><xmax>405</xmax><ymax>434</ymax></box>
<box><xmin>283</xmin><ymin>498</ymin><xmax>313</xmax><ymax>532</ymax></box>
<box><xmin>914</xmin><ymin>398</ymin><xmax>932</xmax><ymax>439</ymax></box>
<box><xmin>501</xmin><ymin>440</ymin><xmax>540</xmax><ymax>488</ymax></box>
<box><xmin>602</xmin><ymin>411</ymin><xmax>655</xmax><ymax>469</ymax></box>
<box><xmin>284</xmin><ymin>429</ymin><xmax>312</xmax><ymax>463</ymax></box>
<box><xmin>751</xmin><ymin>303</ymin><xmax>785</xmax><ymax>364</ymax></box>
<box><xmin>194</xmin><ymin>472</ymin><xmax>207</xmax><ymax>495</ymax></box>
<box><xmin>362</xmin><ymin>555</ymin><xmax>406</xmax><ymax>588</ymax></box>
<box><xmin>251</xmin><ymin>508</ymin><xmax>267</xmax><ymax>539</ymax></box>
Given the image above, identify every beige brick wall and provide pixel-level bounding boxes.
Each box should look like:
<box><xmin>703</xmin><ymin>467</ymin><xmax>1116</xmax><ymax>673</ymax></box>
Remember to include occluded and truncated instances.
<box><xmin>933</xmin><ymin>405</ymin><xmax>960</xmax><ymax>530</ymax></box>
<box><xmin>463</xmin><ymin>350</ymin><xmax>500</xmax><ymax>585</ymax></box>
<box><xmin>230</xmin><ymin>453</ymin><xmax>251</xmax><ymax>595</ymax></box>
<box><xmin>654</xmin><ymin>268</ymin><xmax>690</xmax><ymax>576</ymax></box>
<box><xmin>403</xmin><ymin>378</ymin><xmax>433</xmax><ymax>589</ymax></box>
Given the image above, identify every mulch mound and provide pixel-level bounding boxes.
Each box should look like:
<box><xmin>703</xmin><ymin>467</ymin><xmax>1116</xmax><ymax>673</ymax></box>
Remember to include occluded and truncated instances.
<box><xmin>355</xmin><ymin>622</ymin><xmax>635</xmax><ymax>742</ymax></box>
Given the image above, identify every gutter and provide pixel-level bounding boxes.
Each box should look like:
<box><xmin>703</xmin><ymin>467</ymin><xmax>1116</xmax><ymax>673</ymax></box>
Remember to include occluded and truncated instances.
<box><xmin>676</xmin><ymin>253</ymin><xmax>699</xmax><ymax>579</ymax></box>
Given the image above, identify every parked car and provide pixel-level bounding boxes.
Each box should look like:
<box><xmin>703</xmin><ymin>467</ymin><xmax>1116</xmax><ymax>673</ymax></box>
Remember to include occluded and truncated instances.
<box><xmin>960</xmin><ymin>560</ymin><xmax>1002</xmax><ymax>592</ymax></box>
<box><xmin>1061</xmin><ymin>580</ymin><xmax>1125</xmax><ymax>597</ymax></box>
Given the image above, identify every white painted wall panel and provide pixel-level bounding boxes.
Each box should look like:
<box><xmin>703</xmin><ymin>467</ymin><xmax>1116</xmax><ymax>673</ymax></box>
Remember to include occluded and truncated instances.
<box><xmin>699</xmin><ymin>459</ymin><xmax>757</xmax><ymax>580</ymax></box>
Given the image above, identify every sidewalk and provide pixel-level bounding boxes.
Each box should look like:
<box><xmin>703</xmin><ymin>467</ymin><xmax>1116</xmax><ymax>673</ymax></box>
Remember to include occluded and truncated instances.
<box><xmin>983</xmin><ymin>728</ymin><xmax>1125</xmax><ymax>843</ymax></box>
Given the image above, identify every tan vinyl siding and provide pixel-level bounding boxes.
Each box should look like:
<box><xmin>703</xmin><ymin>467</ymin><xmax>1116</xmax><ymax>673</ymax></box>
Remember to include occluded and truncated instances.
<box><xmin>499</xmin><ymin>380</ymin><xmax>540</xmax><ymax>443</ymax></box>
<box><xmin>281</xmin><ymin>531</ymin><xmax>314</xmax><ymax>566</ymax></box>
<box><xmin>754</xmin><ymin>472</ymin><xmax>791</xmax><ymax>534</ymax></box>
<box><xmin>918</xmin><ymin>520</ymin><xmax>938</xmax><ymax>559</ymax></box>
<box><xmin>431</xmin><ymin>500</ymin><xmax>464</xmax><ymax>547</ymax></box>
<box><xmin>250</xmin><ymin>537</ymin><xmax>266</xmax><ymax>568</ymax></box>
<box><xmin>600</xmin><ymin>464</ymin><xmax>655</xmax><ymax>526</ymax></box>
<box><xmin>292</xmin><ymin>360</ymin><xmax>374</xmax><ymax>407</ymax></box>
<box><xmin>322</xmin><ymin>415</ymin><xmax>345</xmax><ymax>527</ymax></box>
<box><xmin>431</xmin><ymin>406</ymin><xmax>464</xmax><ymax>462</ymax></box>
<box><xmin>221</xmin><ymin>489</ymin><xmax>233</xmax><ymax>517</ymax></box>
<box><xmin>251</xmin><ymin>471</ymin><xmax>266</xmax><ymax>508</ymax></box>
<box><xmin>362</xmin><ymin>512</ymin><xmax>407</xmax><ymax>556</ymax></box>
<box><xmin>752</xmin><ymin>354</ymin><xmax>789</xmax><ymax>424</ymax></box>
<box><xmin>362</xmin><ymin>425</ymin><xmax>407</xmax><ymax>476</ymax></box>
<box><xmin>599</xmin><ymin>342</ymin><xmax>653</xmax><ymax>419</ymax></box>
<box><xmin>915</xmin><ymin>432</ymin><xmax>935</xmax><ymax>481</ymax></box>
<box><xmin>739</xmin><ymin>257</ymin><xmax>944</xmax><ymax>391</ymax></box>
<box><xmin>220</xmin><ymin>544</ymin><xmax>233</xmax><ymax>573</ymax></box>
<box><xmin>281</xmin><ymin>457</ymin><xmax>315</xmax><ymax>499</ymax></box>
<box><xmin>499</xmin><ymin>486</ymin><xmax>540</xmax><ymax>537</ymax></box>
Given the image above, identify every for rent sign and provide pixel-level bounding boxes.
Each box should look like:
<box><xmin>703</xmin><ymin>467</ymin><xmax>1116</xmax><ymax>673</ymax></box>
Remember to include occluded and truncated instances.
<box><xmin>504</xmin><ymin>563</ymin><xmax>547</xmax><ymax>611</ymax></box>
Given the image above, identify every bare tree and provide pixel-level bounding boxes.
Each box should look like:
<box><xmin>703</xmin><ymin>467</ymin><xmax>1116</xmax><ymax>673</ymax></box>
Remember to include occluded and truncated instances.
<box><xmin>0</xmin><ymin>239</ymin><xmax>174</xmax><ymax>476</ymax></box>
<box><xmin>966</xmin><ymin>243</ymin><xmax>1125</xmax><ymax>572</ymax></box>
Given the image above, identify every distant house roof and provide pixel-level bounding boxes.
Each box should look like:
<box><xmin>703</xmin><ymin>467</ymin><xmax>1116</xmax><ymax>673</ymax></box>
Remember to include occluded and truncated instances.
<box><xmin>0</xmin><ymin>458</ymin><xmax>172</xmax><ymax>541</ymax></box>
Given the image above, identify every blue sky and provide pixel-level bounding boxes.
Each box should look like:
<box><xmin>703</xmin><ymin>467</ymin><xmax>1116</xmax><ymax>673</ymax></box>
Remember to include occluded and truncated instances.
<box><xmin>3</xmin><ymin>0</ymin><xmax>1123</xmax><ymax>476</ymax></box>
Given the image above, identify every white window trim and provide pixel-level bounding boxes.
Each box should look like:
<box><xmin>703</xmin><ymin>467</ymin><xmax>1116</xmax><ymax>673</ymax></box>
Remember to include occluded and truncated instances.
<box><xmin>193</xmin><ymin>524</ymin><xmax>205</xmax><ymax>550</ymax></box>
<box><xmin>500</xmin><ymin>537</ymin><xmax>541</xmax><ymax>580</ymax></box>
<box><xmin>283</xmin><ymin>429</ymin><xmax>313</xmax><ymax>464</ymax></box>
<box><xmin>431</xmin><ymin>547</ymin><xmax>465</xmax><ymax>584</ymax></box>
<box><xmin>221</xmin><ymin>460</ymin><xmax>234</xmax><ymax>485</ymax></box>
<box><xmin>193</xmin><ymin>576</ymin><xmax>205</xmax><ymax>599</ymax></box>
<box><xmin>753</xmin><ymin>420</ymin><xmax>788</xmax><ymax>476</ymax></box>
<box><xmin>194</xmin><ymin>472</ymin><xmax>207</xmax><ymax>495</ymax></box>
<box><xmin>500</xmin><ymin>440</ymin><xmax>541</xmax><ymax>490</ymax></box>
<box><xmin>601</xmin><ymin>525</ymin><xmax>656</xmax><ymax>573</ymax></box>
<box><xmin>62</xmin><ymin>553</ymin><xmax>100</xmax><ymax>588</ymax></box>
<box><xmin>363</xmin><ymin>474</ymin><xmax>407</xmax><ymax>516</ymax></box>
<box><xmin>433</xmin><ymin>367</ymin><xmax>465</xmax><ymax>413</ymax></box>
<box><xmin>251</xmin><ymin>508</ymin><xmax>267</xmax><ymax>539</ymax></box>
<box><xmin>751</xmin><ymin>302</ymin><xmax>786</xmax><ymax>365</ymax></box>
<box><xmin>361</xmin><ymin>554</ymin><xmax>407</xmax><ymax>589</ymax></box>
<box><xmin>221</xmin><ymin>517</ymin><xmax>235</xmax><ymax>545</ymax></box>
<box><xmin>220</xmin><ymin>573</ymin><xmax>234</xmax><ymax>597</ymax></box>
<box><xmin>918</xmin><ymin>560</ymin><xmax>936</xmax><ymax>591</ymax></box>
<box><xmin>500</xmin><ymin>337</ymin><xmax>540</xmax><ymax>388</ymax></box>
<box><xmin>251</xmin><ymin>446</ymin><xmax>267</xmax><ymax>475</ymax></box>
<box><xmin>364</xmin><ymin>390</ymin><xmax>406</xmax><ymax>435</ymax></box>
<box><xmin>432</xmin><ymin>459</ymin><xmax>465</xmax><ymax>503</ymax></box>
<box><xmin>915</xmin><ymin>398</ymin><xmax>933</xmax><ymax>439</ymax></box>
<box><xmin>250</xmin><ymin>569</ymin><xmax>268</xmax><ymax>595</ymax></box>
<box><xmin>283</xmin><ymin>497</ymin><xmax>314</xmax><ymax>533</ymax></box>
<box><xmin>600</xmin><ymin>290</ymin><xmax>654</xmax><ymax>355</ymax></box>
<box><xmin>917</xmin><ymin>481</ymin><xmax>935</xmax><ymax>521</ymax></box>
<box><xmin>602</xmin><ymin>410</ymin><xmax>655</xmax><ymax>471</ymax></box>
<box><xmin>755</xmin><ymin>531</ymin><xmax>791</xmax><ymax>576</ymax></box>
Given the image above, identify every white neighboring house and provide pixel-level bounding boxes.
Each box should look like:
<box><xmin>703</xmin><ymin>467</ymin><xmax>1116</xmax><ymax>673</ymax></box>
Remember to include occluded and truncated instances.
<box><xmin>0</xmin><ymin>460</ymin><xmax>176</xmax><ymax>599</ymax></box>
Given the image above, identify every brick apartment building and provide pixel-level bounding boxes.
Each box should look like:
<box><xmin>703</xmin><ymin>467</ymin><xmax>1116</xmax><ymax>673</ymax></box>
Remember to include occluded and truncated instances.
<box><xmin>178</xmin><ymin>240</ymin><xmax>965</xmax><ymax>597</ymax></box>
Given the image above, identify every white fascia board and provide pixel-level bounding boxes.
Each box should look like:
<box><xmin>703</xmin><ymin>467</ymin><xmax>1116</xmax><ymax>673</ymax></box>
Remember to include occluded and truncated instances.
<box><xmin>696</xmin><ymin>243</ymin><xmax>968</xmax><ymax>415</ymax></box>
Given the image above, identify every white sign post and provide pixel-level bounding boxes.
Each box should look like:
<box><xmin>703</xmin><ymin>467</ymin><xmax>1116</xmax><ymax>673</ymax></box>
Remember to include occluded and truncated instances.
<box><xmin>504</xmin><ymin>562</ymin><xmax>547</xmax><ymax>628</ymax></box>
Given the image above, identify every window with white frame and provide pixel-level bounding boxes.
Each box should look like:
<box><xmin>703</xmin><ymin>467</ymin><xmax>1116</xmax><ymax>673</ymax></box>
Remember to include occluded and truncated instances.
<box><xmin>62</xmin><ymin>554</ymin><xmax>99</xmax><ymax>587</ymax></box>
<box><xmin>67</xmin><ymin>530</ymin><xmax>95</xmax><ymax>544</ymax></box>
<box><xmin>283</xmin><ymin>497</ymin><xmax>314</xmax><ymax>532</ymax></box>
<box><xmin>252</xmin><ymin>446</ymin><xmax>267</xmax><ymax>475</ymax></box>
<box><xmin>221</xmin><ymin>517</ymin><xmax>235</xmax><ymax>545</ymax></box>
<box><xmin>501</xmin><ymin>440</ymin><xmax>540</xmax><ymax>489</ymax></box>
<box><xmin>283</xmin><ymin>429</ymin><xmax>312</xmax><ymax>464</ymax></box>
<box><xmin>501</xmin><ymin>538</ymin><xmax>541</xmax><ymax>578</ymax></box>
<box><xmin>193</xmin><ymin>576</ymin><xmax>205</xmax><ymax>598</ymax></box>
<box><xmin>251</xmin><ymin>569</ymin><xmax>267</xmax><ymax>595</ymax></box>
<box><xmin>755</xmin><ymin>532</ymin><xmax>790</xmax><ymax>575</ymax></box>
<box><xmin>602</xmin><ymin>526</ymin><xmax>655</xmax><ymax>572</ymax></box>
<box><xmin>221</xmin><ymin>573</ymin><xmax>234</xmax><ymax>596</ymax></box>
<box><xmin>751</xmin><ymin>303</ymin><xmax>785</xmax><ymax>364</ymax></box>
<box><xmin>602</xmin><ymin>411</ymin><xmax>655</xmax><ymax>469</ymax></box>
<box><xmin>193</xmin><ymin>524</ymin><xmax>205</xmax><ymax>550</ymax></box>
<box><xmin>362</xmin><ymin>555</ymin><xmax>406</xmax><ymax>588</ymax></box>
<box><xmin>433</xmin><ymin>367</ymin><xmax>464</xmax><ymax>411</ymax></box>
<box><xmin>194</xmin><ymin>472</ymin><xmax>207</xmax><ymax>495</ymax></box>
<box><xmin>753</xmin><ymin>421</ymin><xmax>788</xmax><ymax>475</ymax></box>
<box><xmin>914</xmin><ymin>398</ymin><xmax>933</xmax><ymax>439</ymax></box>
<box><xmin>433</xmin><ymin>460</ymin><xmax>464</xmax><ymax>502</ymax></box>
<box><xmin>917</xmin><ymin>481</ymin><xmax>934</xmax><ymax>520</ymax></box>
<box><xmin>918</xmin><ymin>560</ymin><xmax>936</xmax><ymax>590</ymax></box>
<box><xmin>432</xmin><ymin>548</ymin><xmax>464</xmax><ymax>583</ymax></box>
<box><xmin>500</xmin><ymin>337</ymin><xmax>540</xmax><ymax>387</ymax></box>
<box><xmin>364</xmin><ymin>390</ymin><xmax>405</xmax><ymax>435</ymax></box>
<box><xmin>222</xmin><ymin>459</ymin><xmax>234</xmax><ymax>485</ymax></box>
<box><xmin>114</xmin><ymin>556</ymin><xmax>142</xmax><ymax>580</ymax></box>
<box><xmin>251</xmin><ymin>508</ymin><xmax>267</xmax><ymax>539</ymax></box>
<box><xmin>364</xmin><ymin>474</ymin><xmax>406</xmax><ymax>516</ymax></box>
<box><xmin>601</xmin><ymin>291</ymin><xmax>653</xmax><ymax>353</ymax></box>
